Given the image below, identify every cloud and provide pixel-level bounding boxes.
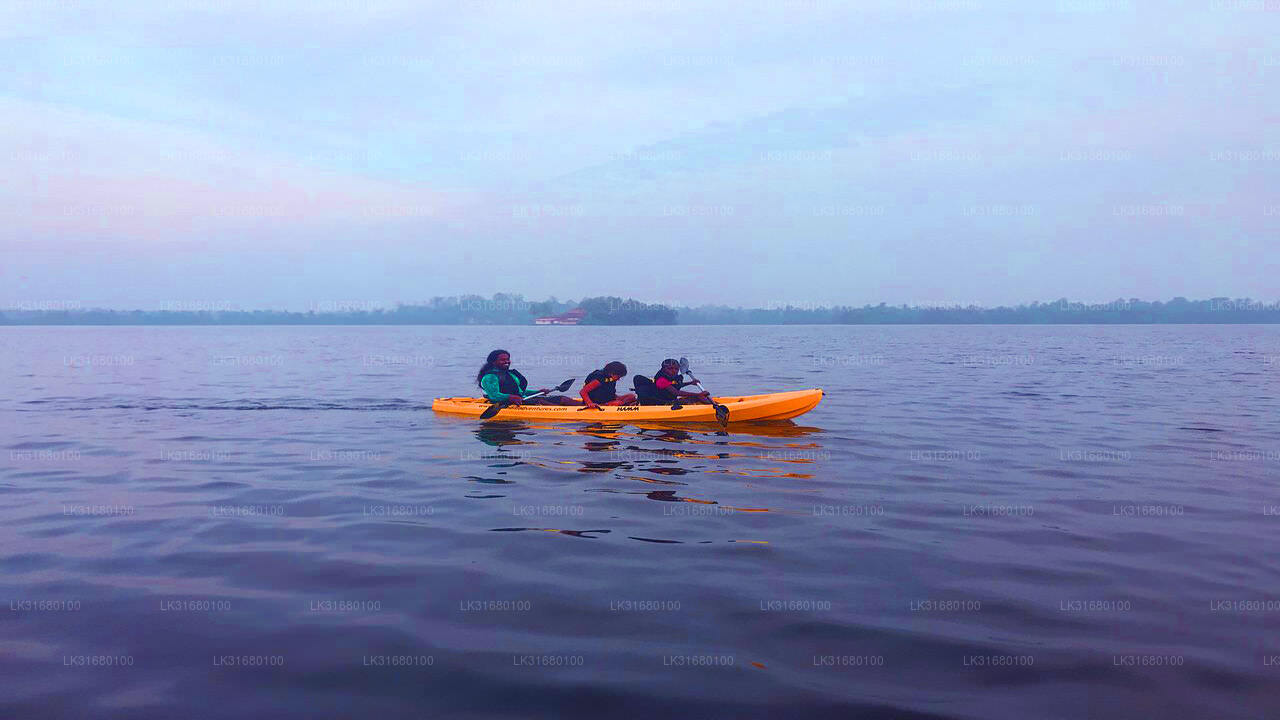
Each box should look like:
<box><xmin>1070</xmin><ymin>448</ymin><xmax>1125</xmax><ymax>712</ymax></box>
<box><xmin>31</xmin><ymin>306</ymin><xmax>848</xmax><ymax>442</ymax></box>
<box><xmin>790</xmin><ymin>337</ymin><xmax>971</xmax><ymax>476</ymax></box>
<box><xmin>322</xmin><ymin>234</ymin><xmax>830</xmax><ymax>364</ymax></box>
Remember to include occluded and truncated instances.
<box><xmin>0</xmin><ymin>97</ymin><xmax>456</xmax><ymax>244</ymax></box>
<box><xmin>2</xmin><ymin>0</ymin><xmax>1276</xmax><ymax>304</ymax></box>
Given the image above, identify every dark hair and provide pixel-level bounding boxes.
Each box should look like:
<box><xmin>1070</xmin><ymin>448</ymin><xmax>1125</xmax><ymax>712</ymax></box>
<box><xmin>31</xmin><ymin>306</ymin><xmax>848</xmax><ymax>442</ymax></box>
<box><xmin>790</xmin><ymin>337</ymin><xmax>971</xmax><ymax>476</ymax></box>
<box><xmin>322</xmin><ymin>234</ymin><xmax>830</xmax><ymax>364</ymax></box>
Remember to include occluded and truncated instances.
<box><xmin>603</xmin><ymin>361</ymin><xmax>627</xmax><ymax>376</ymax></box>
<box><xmin>661</xmin><ymin>358</ymin><xmax>679</xmax><ymax>368</ymax></box>
<box><xmin>476</xmin><ymin>349</ymin><xmax>510</xmax><ymax>388</ymax></box>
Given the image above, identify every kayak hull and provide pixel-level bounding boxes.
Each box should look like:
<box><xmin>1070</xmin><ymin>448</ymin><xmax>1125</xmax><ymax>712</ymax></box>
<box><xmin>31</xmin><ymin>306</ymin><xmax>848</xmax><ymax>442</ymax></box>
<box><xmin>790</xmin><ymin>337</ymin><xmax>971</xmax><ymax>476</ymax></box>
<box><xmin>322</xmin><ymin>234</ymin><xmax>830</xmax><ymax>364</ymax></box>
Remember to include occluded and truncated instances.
<box><xmin>431</xmin><ymin>389</ymin><xmax>823</xmax><ymax>423</ymax></box>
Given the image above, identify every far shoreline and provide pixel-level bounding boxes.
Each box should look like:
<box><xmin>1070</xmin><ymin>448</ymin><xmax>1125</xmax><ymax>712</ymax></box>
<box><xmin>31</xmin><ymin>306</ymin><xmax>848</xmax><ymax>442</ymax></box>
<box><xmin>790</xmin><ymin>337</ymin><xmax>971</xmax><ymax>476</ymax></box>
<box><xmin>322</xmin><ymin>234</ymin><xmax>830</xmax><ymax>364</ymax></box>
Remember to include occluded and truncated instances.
<box><xmin>4</xmin><ymin>296</ymin><xmax>1278</xmax><ymax>326</ymax></box>
<box><xmin>4</xmin><ymin>322</ymin><xmax>1280</xmax><ymax>327</ymax></box>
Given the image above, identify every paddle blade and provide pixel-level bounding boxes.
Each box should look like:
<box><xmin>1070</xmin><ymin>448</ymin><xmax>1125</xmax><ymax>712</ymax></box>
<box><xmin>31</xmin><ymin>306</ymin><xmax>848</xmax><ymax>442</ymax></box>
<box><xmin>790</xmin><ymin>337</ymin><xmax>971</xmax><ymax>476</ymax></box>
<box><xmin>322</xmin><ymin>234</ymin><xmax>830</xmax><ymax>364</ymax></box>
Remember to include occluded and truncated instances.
<box><xmin>714</xmin><ymin>403</ymin><xmax>729</xmax><ymax>427</ymax></box>
<box><xmin>555</xmin><ymin>378</ymin><xmax>575</xmax><ymax>392</ymax></box>
<box><xmin>479</xmin><ymin>402</ymin><xmax>506</xmax><ymax>420</ymax></box>
<box><xmin>679</xmin><ymin>357</ymin><xmax>691</xmax><ymax>373</ymax></box>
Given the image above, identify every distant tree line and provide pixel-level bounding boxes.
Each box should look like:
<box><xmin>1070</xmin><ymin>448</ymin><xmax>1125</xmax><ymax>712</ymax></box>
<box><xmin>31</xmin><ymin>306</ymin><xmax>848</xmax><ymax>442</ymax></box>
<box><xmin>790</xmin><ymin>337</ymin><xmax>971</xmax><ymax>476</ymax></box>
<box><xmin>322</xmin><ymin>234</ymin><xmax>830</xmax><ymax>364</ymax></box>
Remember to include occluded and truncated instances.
<box><xmin>681</xmin><ymin>297</ymin><xmax>1280</xmax><ymax>324</ymax></box>
<box><xmin>578</xmin><ymin>297</ymin><xmax>678</xmax><ymax>325</ymax></box>
<box><xmin>0</xmin><ymin>294</ymin><xmax>677</xmax><ymax>325</ymax></box>
<box><xmin>2</xmin><ymin>296</ymin><xmax>1277</xmax><ymax>325</ymax></box>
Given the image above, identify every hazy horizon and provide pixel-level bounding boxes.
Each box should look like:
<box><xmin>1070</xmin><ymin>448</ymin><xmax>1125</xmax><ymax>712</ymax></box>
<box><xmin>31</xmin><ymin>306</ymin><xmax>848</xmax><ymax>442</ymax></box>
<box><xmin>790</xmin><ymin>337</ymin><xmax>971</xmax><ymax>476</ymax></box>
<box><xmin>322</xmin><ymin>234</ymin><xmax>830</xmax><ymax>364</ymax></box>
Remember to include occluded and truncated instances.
<box><xmin>5</xmin><ymin>293</ymin><xmax>1278</xmax><ymax>316</ymax></box>
<box><xmin>5</xmin><ymin>1</ymin><xmax>1277</xmax><ymax>309</ymax></box>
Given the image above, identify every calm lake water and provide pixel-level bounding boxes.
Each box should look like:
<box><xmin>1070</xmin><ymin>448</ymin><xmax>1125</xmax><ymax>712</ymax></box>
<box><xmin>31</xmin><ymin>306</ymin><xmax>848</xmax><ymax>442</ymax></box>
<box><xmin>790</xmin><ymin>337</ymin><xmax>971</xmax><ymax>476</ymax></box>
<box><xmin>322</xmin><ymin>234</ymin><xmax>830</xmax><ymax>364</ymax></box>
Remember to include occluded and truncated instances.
<box><xmin>2</xmin><ymin>325</ymin><xmax>1278</xmax><ymax>719</ymax></box>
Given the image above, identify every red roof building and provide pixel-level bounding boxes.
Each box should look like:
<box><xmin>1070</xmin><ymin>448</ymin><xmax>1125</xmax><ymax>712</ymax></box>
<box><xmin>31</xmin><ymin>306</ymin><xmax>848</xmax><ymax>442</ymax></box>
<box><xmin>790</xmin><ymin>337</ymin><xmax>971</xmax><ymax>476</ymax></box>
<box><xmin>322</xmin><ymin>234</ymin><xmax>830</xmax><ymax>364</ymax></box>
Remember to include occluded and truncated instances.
<box><xmin>533</xmin><ymin>308</ymin><xmax>586</xmax><ymax>325</ymax></box>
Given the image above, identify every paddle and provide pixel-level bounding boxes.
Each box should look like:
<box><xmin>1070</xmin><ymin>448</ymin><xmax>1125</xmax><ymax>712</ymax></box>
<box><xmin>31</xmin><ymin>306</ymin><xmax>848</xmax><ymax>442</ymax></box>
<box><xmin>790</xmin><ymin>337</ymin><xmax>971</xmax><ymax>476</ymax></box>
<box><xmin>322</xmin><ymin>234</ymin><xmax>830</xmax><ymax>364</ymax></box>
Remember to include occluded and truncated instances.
<box><xmin>677</xmin><ymin>357</ymin><xmax>729</xmax><ymax>426</ymax></box>
<box><xmin>479</xmin><ymin>378</ymin><xmax>574</xmax><ymax>419</ymax></box>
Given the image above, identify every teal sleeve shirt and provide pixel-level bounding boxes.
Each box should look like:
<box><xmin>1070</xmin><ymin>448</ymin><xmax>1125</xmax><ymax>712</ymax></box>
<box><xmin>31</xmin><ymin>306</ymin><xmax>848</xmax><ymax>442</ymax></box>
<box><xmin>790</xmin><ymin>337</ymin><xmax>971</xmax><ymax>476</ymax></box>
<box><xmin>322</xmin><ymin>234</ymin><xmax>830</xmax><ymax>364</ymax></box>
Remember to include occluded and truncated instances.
<box><xmin>480</xmin><ymin>372</ymin><xmax>532</xmax><ymax>402</ymax></box>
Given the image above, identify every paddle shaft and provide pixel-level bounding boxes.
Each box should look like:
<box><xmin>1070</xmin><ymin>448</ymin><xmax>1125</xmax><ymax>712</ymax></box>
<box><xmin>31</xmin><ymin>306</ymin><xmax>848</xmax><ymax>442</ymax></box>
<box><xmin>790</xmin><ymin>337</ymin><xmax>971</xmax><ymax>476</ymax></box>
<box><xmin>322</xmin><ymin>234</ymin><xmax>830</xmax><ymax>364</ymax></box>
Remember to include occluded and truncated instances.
<box><xmin>679</xmin><ymin>365</ymin><xmax>729</xmax><ymax>424</ymax></box>
<box><xmin>480</xmin><ymin>378</ymin><xmax>574</xmax><ymax>419</ymax></box>
<box><xmin>685</xmin><ymin>375</ymin><xmax>724</xmax><ymax>408</ymax></box>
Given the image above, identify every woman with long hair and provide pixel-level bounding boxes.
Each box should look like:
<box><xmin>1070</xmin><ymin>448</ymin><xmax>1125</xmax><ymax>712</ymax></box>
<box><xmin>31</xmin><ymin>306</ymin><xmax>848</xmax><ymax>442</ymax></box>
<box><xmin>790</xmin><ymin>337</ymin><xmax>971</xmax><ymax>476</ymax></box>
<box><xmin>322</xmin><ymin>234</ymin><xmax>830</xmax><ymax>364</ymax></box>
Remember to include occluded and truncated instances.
<box><xmin>476</xmin><ymin>349</ymin><xmax>579</xmax><ymax>405</ymax></box>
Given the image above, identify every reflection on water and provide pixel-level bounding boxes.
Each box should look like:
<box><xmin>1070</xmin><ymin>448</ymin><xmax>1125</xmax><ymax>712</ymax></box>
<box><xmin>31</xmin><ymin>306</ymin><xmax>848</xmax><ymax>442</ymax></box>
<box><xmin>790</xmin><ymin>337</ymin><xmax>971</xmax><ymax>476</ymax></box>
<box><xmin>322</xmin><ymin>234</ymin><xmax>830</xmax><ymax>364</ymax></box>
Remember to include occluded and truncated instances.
<box><xmin>492</xmin><ymin>527</ymin><xmax>613</xmax><ymax>539</ymax></box>
<box><xmin>473</xmin><ymin>421</ymin><xmax>533</xmax><ymax>447</ymax></box>
<box><xmin>460</xmin><ymin>419</ymin><xmax>826</xmax><ymax>540</ymax></box>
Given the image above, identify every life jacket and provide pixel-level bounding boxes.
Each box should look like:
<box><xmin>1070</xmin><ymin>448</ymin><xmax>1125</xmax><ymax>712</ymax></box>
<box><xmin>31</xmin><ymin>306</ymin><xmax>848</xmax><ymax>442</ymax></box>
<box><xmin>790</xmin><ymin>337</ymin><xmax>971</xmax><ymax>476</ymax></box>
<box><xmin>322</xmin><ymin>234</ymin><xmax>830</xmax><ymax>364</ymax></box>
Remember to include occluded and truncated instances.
<box><xmin>633</xmin><ymin>375</ymin><xmax>666</xmax><ymax>405</ymax></box>
<box><xmin>490</xmin><ymin>368</ymin><xmax>529</xmax><ymax>396</ymax></box>
<box><xmin>584</xmin><ymin>369</ymin><xmax>618</xmax><ymax>404</ymax></box>
<box><xmin>652</xmin><ymin>370</ymin><xmax>685</xmax><ymax>398</ymax></box>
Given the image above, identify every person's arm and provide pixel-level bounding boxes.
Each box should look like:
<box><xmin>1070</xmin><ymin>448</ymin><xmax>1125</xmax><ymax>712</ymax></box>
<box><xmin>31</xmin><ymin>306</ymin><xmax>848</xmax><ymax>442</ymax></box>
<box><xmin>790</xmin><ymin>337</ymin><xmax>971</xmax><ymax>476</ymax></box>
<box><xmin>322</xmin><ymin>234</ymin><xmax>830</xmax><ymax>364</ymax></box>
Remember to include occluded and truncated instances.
<box><xmin>480</xmin><ymin>374</ymin><xmax>520</xmax><ymax>403</ymax></box>
<box><xmin>580</xmin><ymin>379</ymin><xmax>601</xmax><ymax>408</ymax></box>
<box><xmin>659</xmin><ymin>377</ymin><xmax>703</xmax><ymax>399</ymax></box>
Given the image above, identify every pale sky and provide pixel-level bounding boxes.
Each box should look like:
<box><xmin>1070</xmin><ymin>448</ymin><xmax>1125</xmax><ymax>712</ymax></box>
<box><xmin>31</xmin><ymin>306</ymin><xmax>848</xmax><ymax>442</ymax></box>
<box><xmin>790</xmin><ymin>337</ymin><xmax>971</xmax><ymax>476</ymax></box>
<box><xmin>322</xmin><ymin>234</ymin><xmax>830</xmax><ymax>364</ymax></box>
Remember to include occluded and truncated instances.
<box><xmin>3</xmin><ymin>0</ymin><xmax>1277</xmax><ymax>310</ymax></box>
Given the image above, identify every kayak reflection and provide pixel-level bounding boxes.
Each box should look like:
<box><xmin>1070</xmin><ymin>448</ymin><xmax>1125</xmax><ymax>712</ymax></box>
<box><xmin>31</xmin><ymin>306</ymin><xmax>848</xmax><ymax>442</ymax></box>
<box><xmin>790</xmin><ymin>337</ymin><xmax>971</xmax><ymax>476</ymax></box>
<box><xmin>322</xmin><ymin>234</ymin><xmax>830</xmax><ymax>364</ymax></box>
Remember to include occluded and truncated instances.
<box><xmin>473</xmin><ymin>421</ymin><xmax>533</xmax><ymax>447</ymax></box>
<box><xmin>452</xmin><ymin>418</ymin><xmax>829</xmax><ymax>542</ymax></box>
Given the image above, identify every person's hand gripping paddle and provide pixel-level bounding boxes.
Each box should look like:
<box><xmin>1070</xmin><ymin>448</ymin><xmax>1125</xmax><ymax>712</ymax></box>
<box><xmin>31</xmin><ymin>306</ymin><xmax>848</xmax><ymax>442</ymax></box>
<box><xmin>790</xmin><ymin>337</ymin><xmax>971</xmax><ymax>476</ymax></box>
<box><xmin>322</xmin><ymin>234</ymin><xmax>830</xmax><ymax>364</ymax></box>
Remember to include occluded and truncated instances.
<box><xmin>675</xmin><ymin>357</ymin><xmax>729</xmax><ymax>426</ymax></box>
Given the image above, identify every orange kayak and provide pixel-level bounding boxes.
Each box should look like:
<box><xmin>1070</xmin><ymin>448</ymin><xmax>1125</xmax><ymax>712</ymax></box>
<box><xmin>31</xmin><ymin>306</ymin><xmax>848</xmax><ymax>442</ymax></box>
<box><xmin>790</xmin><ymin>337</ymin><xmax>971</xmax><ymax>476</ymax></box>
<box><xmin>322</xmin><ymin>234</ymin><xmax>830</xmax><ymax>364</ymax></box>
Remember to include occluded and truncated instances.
<box><xmin>431</xmin><ymin>389</ymin><xmax>823</xmax><ymax>423</ymax></box>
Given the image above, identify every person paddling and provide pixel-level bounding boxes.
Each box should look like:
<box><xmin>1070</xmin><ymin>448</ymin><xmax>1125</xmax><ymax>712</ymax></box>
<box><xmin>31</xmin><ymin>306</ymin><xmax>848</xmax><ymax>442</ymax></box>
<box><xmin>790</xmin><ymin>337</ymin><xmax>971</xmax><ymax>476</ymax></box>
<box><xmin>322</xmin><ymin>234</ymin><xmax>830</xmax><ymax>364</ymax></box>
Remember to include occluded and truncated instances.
<box><xmin>636</xmin><ymin>358</ymin><xmax>711</xmax><ymax>405</ymax></box>
<box><xmin>580</xmin><ymin>361</ymin><xmax>638</xmax><ymax>409</ymax></box>
<box><xmin>477</xmin><ymin>349</ymin><xmax>579</xmax><ymax>406</ymax></box>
